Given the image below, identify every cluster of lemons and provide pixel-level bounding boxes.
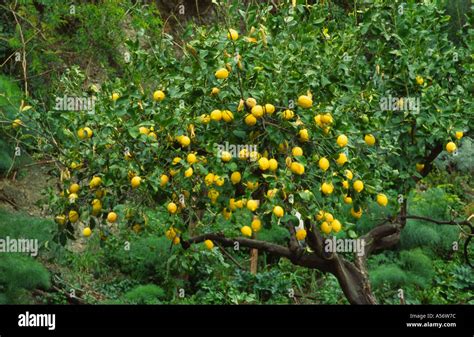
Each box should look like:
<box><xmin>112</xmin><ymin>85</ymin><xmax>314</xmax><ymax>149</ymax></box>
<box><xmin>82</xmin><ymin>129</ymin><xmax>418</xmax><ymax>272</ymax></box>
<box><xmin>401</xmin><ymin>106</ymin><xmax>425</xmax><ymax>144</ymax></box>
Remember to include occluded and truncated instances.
<box><xmin>55</xmin><ymin>176</ymin><xmax>118</xmax><ymax>238</ymax></box>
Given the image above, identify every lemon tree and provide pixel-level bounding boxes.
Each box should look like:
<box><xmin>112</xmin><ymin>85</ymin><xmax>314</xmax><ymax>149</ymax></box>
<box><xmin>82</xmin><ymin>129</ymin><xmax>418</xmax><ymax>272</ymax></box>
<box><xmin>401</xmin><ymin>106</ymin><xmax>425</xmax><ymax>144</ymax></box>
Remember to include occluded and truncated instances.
<box><xmin>8</xmin><ymin>1</ymin><xmax>473</xmax><ymax>304</ymax></box>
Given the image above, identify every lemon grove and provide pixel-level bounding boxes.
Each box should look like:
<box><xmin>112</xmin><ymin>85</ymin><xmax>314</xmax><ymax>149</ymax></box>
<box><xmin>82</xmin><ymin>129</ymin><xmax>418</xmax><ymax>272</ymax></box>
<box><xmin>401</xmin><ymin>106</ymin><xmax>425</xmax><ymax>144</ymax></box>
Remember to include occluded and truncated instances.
<box><xmin>7</xmin><ymin>1</ymin><xmax>472</xmax><ymax>304</ymax></box>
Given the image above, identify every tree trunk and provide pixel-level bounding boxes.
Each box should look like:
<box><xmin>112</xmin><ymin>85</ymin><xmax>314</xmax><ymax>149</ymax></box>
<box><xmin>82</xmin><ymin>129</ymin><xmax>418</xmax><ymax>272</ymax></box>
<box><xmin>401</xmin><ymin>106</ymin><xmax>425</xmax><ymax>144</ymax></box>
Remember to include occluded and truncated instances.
<box><xmin>250</xmin><ymin>248</ymin><xmax>258</xmax><ymax>274</ymax></box>
<box><xmin>330</xmin><ymin>257</ymin><xmax>377</xmax><ymax>304</ymax></box>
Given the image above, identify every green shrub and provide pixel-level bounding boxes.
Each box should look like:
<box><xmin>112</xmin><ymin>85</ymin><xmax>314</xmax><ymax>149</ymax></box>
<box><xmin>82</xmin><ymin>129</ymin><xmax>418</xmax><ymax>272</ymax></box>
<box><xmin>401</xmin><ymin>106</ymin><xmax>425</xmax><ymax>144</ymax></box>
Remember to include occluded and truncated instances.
<box><xmin>103</xmin><ymin>235</ymin><xmax>177</xmax><ymax>288</ymax></box>
<box><xmin>0</xmin><ymin>255</ymin><xmax>50</xmax><ymax>304</ymax></box>
<box><xmin>0</xmin><ymin>209</ymin><xmax>55</xmax><ymax>245</ymax></box>
<box><xmin>122</xmin><ymin>284</ymin><xmax>166</xmax><ymax>304</ymax></box>
<box><xmin>370</xmin><ymin>264</ymin><xmax>408</xmax><ymax>289</ymax></box>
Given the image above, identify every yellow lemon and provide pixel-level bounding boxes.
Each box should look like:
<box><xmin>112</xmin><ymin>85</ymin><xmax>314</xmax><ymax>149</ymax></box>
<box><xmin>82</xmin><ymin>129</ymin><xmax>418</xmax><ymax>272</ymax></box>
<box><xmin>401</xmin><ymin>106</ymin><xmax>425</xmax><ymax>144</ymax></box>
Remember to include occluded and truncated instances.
<box><xmin>69</xmin><ymin>210</ymin><xmax>79</xmax><ymax>223</ymax></box>
<box><xmin>314</xmin><ymin>114</ymin><xmax>323</xmax><ymax>127</ymax></box>
<box><xmin>214</xmin><ymin>176</ymin><xmax>225</xmax><ymax>186</ymax></box>
<box><xmin>290</xmin><ymin>162</ymin><xmax>305</xmax><ymax>175</ymax></box>
<box><xmin>319</xmin><ymin>157</ymin><xmax>330</xmax><ymax>171</ymax></box>
<box><xmin>215</xmin><ymin>68</ymin><xmax>229</xmax><ymax>79</ymax></box>
<box><xmin>169</xmin><ymin>168</ymin><xmax>180</xmax><ymax>177</ymax></box>
<box><xmin>264</xmin><ymin>104</ymin><xmax>275</xmax><ymax>115</ymax></box>
<box><xmin>364</xmin><ymin>134</ymin><xmax>376</xmax><ymax>146</ymax></box>
<box><xmin>268</xmin><ymin>158</ymin><xmax>278</xmax><ymax>171</ymax></box>
<box><xmin>455</xmin><ymin>131</ymin><xmax>463</xmax><ymax>140</ymax></box>
<box><xmin>139</xmin><ymin>126</ymin><xmax>149</xmax><ymax>135</ymax></box>
<box><xmin>187</xmin><ymin>153</ymin><xmax>198</xmax><ymax>164</ymax></box>
<box><xmin>345</xmin><ymin>169</ymin><xmax>353</xmax><ymax>180</ymax></box>
<box><xmin>131</xmin><ymin>176</ymin><xmax>141</xmax><ymax>188</ymax></box>
<box><xmin>321</xmin><ymin>113</ymin><xmax>333</xmax><ymax>124</ymax></box>
<box><xmin>316</xmin><ymin>210</ymin><xmax>325</xmax><ymax>221</ymax></box>
<box><xmin>336</xmin><ymin>134</ymin><xmax>348</xmax><ymax>147</ymax></box>
<box><xmin>211</xmin><ymin>87</ymin><xmax>220</xmax><ymax>95</ymax></box>
<box><xmin>227</xmin><ymin>28</ymin><xmax>239</xmax><ymax>41</ymax></box>
<box><xmin>331</xmin><ymin>219</ymin><xmax>342</xmax><ymax>233</ymax></box>
<box><xmin>321</xmin><ymin>182</ymin><xmax>334</xmax><ymax>195</ymax></box>
<box><xmin>160</xmin><ymin>174</ymin><xmax>169</xmax><ymax>186</ymax></box>
<box><xmin>353</xmin><ymin>180</ymin><xmax>364</xmax><ymax>193</ymax></box>
<box><xmin>246</xmin><ymin>180</ymin><xmax>259</xmax><ymax>190</ymax></box>
<box><xmin>83</xmin><ymin>227</ymin><xmax>92</xmax><ymax>237</ymax></box>
<box><xmin>241</xmin><ymin>226</ymin><xmax>252</xmax><ymax>237</ymax></box>
<box><xmin>91</xmin><ymin>199</ymin><xmax>102</xmax><ymax>214</ymax></box>
<box><xmin>245</xmin><ymin>114</ymin><xmax>257</xmax><ymax>126</ymax></box>
<box><xmin>446</xmin><ymin>142</ymin><xmax>456</xmax><ymax>153</ymax></box>
<box><xmin>298</xmin><ymin>129</ymin><xmax>309</xmax><ymax>142</ymax></box>
<box><xmin>208</xmin><ymin>189</ymin><xmax>219</xmax><ymax>201</ymax></box>
<box><xmin>167</xmin><ymin>202</ymin><xmax>178</xmax><ymax>214</ymax></box>
<box><xmin>198</xmin><ymin>114</ymin><xmax>211</xmax><ymax>124</ymax></box>
<box><xmin>342</xmin><ymin>180</ymin><xmax>349</xmax><ymax>189</ymax></box>
<box><xmin>55</xmin><ymin>215</ymin><xmax>66</xmax><ymax>225</ymax></box>
<box><xmin>416</xmin><ymin>163</ymin><xmax>425</xmax><ymax>172</ymax></box>
<box><xmin>12</xmin><ymin>119</ymin><xmax>22</xmax><ymax>128</ymax></box>
<box><xmin>273</xmin><ymin>206</ymin><xmax>284</xmax><ymax>218</ymax></box>
<box><xmin>204</xmin><ymin>240</ymin><xmax>214</xmax><ymax>250</ymax></box>
<box><xmin>297</xmin><ymin>95</ymin><xmax>312</xmax><ymax>108</ymax></box>
<box><xmin>221</xmin><ymin>151</ymin><xmax>232</xmax><ymax>162</ymax></box>
<box><xmin>222</xmin><ymin>110</ymin><xmax>234</xmax><ymax>122</ymax></box>
<box><xmin>184</xmin><ymin>167</ymin><xmax>193</xmax><ymax>178</ymax></box>
<box><xmin>415</xmin><ymin>75</ymin><xmax>424</xmax><ymax>85</ymax></box>
<box><xmin>351</xmin><ymin>207</ymin><xmax>363</xmax><ymax>219</ymax></box>
<box><xmin>107</xmin><ymin>212</ymin><xmax>118</xmax><ymax>223</ymax></box>
<box><xmin>258</xmin><ymin>157</ymin><xmax>270</xmax><ymax>170</ymax></box>
<box><xmin>336</xmin><ymin>153</ymin><xmax>348</xmax><ymax>166</ymax></box>
<box><xmin>249</xmin><ymin>151</ymin><xmax>260</xmax><ymax>162</ymax></box>
<box><xmin>376</xmin><ymin>193</ymin><xmax>388</xmax><ymax>207</ymax></box>
<box><xmin>153</xmin><ymin>90</ymin><xmax>165</xmax><ymax>101</ymax></box>
<box><xmin>343</xmin><ymin>195</ymin><xmax>353</xmax><ymax>204</ymax></box>
<box><xmin>251</xmin><ymin>217</ymin><xmax>262</xmax><ymax>232</ymax></box>
<box><xmin>230</xmin><ymin>171</ymin><xmax>241</xmax><ymax>184</ymax></box>
<box><xmin>292</xmin><ymin>146</ymin><xmax>303</xmax><ymax>157</ymax></box>
<box><xmin>70</xmin><ymin>183</ymin><xmax>80</xmax><ymax>194</ymax></box>
<box><xmin>251</xmin><ymin>105</ymin><xmax>264</xmax><ymax>118</ymax></box>
<box><xmin>324</xmin><ymin>212</ymin><xmax>334</xmax><ymax>223</ymax></box>
<box><xmin>89</xmin><ymin>176</ymin><xmax>102</xmax><ymax>189</ymax></box>
<box><xmin>247</xmin><ymin>199</ymin><xmax>259</xmax><ymax>212</ymax></box>
<box><xmin>84</xmin><ymin>127</ymin><xmax>94</xmax><ymax>139</ymax></box>
<box><xmin>320</xmin><ymin>221</ymin><xmax>332</xmax><ymax>234</ymax></box>
<box><xmin>282</xmin><ymin>109</ymin><xmax>294</xmax><ymax>120</ymax></box>
<box><xmin>166</xmin><ymin>228</ymin><xmax>177</xmax><ymax>240</ymax></box>
<box><xmin>173</xmin><ymin>236</ymin><xmax>181</xmax><ymax>245</ymax></box>
<box><xmin>267</xmin><ymin>188</ymin><xmax>278</xmax><ymax>198</ymax></box>
<box><xmin>295</xmin><ymin>229</ymin><xmax>307</xmax><ymax>240</ymax></box>
<box><xmin>229</xmin><ymin>198</ymin><xmax>237</xmax><ymax>211</ymax></box>
<box><xmin>222</xmin><ymin>207</ymin><xmax>232</xmax><ymax>220</ymax></box>
<box><xmin>180</xmin><ymin>136</ymin><xmax>191</xmax><ymax>147</ymax></box>
<box><xmin>246</xmin><ymin>98</ymin><xmax>257</xmax><ymax>108</ymax></box>
<box><xmin>205</xmin><ymin>173</ymin><xmax>215</xmax><ymax>186</ymax></box>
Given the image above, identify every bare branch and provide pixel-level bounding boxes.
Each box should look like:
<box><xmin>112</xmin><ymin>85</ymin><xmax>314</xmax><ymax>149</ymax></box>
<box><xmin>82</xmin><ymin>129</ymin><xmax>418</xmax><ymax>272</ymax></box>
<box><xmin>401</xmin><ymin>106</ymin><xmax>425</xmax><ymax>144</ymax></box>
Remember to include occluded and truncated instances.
<box><xmin>402</xmin><ymin>215</ymin><xmax>473</xmax><ymax>228</ymax></box>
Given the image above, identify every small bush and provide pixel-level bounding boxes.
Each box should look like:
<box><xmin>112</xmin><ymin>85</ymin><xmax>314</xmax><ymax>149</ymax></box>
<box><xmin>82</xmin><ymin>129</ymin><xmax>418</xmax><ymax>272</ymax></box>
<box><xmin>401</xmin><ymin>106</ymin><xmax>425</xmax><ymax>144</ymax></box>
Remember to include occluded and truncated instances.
<box><xmin>0</xmin><ymin>255</ymin><xmax>50</xmax><ymax>304</ymax></box>
<box><xmin>122</xmin><ymin>284</ymin><xmax>166</xmax><ymax>304</ymax></box>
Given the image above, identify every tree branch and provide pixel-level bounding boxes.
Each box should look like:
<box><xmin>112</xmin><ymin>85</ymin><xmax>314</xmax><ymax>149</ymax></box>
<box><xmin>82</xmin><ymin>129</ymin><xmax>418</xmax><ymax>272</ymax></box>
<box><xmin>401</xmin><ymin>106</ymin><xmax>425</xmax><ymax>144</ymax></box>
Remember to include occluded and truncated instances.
<box><xmin>402</xmin><ymin>214</ymin><xmax>473</xmax><ymax>228</ymax></box>
<box><xmin>181</xmin><ymin>232</ymin><xmax>332</xmax><ymax>271</ymax></box>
